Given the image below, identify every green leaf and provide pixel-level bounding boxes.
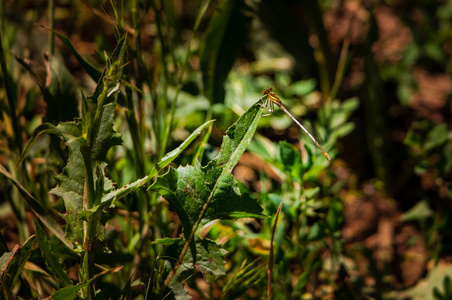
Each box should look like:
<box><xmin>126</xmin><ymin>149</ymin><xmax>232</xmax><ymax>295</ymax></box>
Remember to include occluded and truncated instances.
<box><xmin>149</xmin><ymin>100</ymin><xmax>265</xmax><ymax>245</ymax></box>
<box><xmin>341</xmin><ymin>97</ymin><xmax>360</xmax><ymax>115</ymax></box>
<box><xmin>306</xmin><ymin>222</ymin><xmax>324</xmax><ymax>241</ymax></box>
<box><xmin>51</xmin><ymin>283</ymin><xmax>87</xmax><ymax>300</ymax></box>
<box><xmin>404</xmin><ymin>129</ymin><xmax>422</xmax><ymax>148</ymax></box>
<box><xmin>288</xmin><ymin>79</ymin><xmax>317</xmax><ymax>96</ymax></box>
<box><xmin>407</xmin><ymin>264</ymin><xmax>452</xmax><ymax>299</ymax></box>
<box><xmin>37</xmin><ymin>37</ymin><xmax>127</xmax><ymax>244</ymax></box>
<box><xmin>18</xmin><ymin>121</ymin><xmax>82</xmax><ymax>166</ymax></box>
<box><xmin>180</xmin><ymin>239</ymin><xmax>227</xmax><ymax>284</ymax></box>
<box><xmin>200</xmin><ymin>0</ymin><xmax>252</xmax><ymax>103</ymax></box>
<box><xmin>21</xmin><ymin>121</ymin><xmax>115</xmax><ymax>243</ymax></box>
<box><xmin>91</xmin><ymin>100</ymin><xmax>123</xmax><ymax>161</ymax></box>
<box><xmin>401</xmin><ymin>200</ymin><xmax>433</xmax><ymax>222</ymax></box>
<box><xmin>34</xmin><ymin>220</ymin><xmax>72</xmax><ymax>286</ymax></box>
<box><xmin>50</xmin><ymin>139</ymin><xmax>87</xmax><ymax>242</ymax></box>
<box><xmin>334</xmin><ymin>122</ymin><xmax>355</xmax><ymax>138</ymax></box>
<box><xmin>18</xmin><ymin>122</ymin><xmax>87</xmax><ymax>239</ymax></box>
<box><xmin>163</xmin><ymin>238</ymin><xmax>227</xmax><ymax>284</ymax></box>
<box><xmin>424</xmin><ymin>124</ymin><xmax>449</xmax><ymax>151</ymax></box>
<box><xmin>277</xmin><ymin>142</ymin><xmax>303</xmax><ymax>182</ymax></box>
<box><xmin>0</xmin><ymin>165</ymin><xmax>71</xmax><ymax>249</ymax></box>
<box><xmin>0</xmin><ymin>235</ymin><xmax>36</xmax><ymax>292</ymax></box>
<box><xmin>326</xmin><ymin>200</ymin><xmax>344</xmax><ymax>231</ymax></box>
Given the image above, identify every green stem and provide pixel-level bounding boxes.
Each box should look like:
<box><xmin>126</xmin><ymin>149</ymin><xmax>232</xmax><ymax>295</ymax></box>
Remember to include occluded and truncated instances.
<box><xmin>82</xmin><ymin>66</ymin><xmax>117</xmax><ymax>299</ymax></box>
<box><xmin>81</xmin><ymin>144</ymin><xmax>96</xmax><ymax>299</ymax></box>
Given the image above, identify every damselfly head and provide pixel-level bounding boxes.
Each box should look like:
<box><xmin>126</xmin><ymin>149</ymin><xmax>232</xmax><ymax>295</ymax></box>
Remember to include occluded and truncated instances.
<box><xmin>262</xmin><ymin>87</ymin><xmax>273</xmax><ymax>95</ymax></box>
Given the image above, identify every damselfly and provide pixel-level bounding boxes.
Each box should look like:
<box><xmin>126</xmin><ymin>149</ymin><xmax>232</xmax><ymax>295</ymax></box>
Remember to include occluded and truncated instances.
<box><xmin>261</xmin><ymin>87</ymin><xmax>331</xmax><ymax>160</ymax></box>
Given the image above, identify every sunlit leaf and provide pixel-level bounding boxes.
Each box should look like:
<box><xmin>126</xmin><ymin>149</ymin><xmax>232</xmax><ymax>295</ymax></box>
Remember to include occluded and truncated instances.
<box><xmin>149</xmin><ymin>100</ymin><xmax>265</xmax><ymax>246</ymax></box>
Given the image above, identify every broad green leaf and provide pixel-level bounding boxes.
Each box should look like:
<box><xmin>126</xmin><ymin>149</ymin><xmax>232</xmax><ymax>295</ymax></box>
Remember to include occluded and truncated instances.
<box><xmin>149</xmin><ymin>100</ymin><xmax>265</xmax><ymax>246</ymax></box>
<box><xmin>51</xmin><ymin>283</ymin><xmax>86</xmax><ymax>300</ymax></box>
<box><xmin>91</xmin><ymin>100</ymin><xmax>123</xmax><ymax>161</ymax></box>
<box><xmin>334</xmin><ymin>122</ymin><xmax>355</xmax><ymax>138</ymax></box>
<box><xmin>0</xmin><ymin>235</ymin><xmax>35</xmax><ymax>292</ymax></box>
<box><xmin>34</xmin><ymin>220</ymin><xmax>72</xmax><ymax>286</ymax></box>
<box><xmin>407</xmin><ymin>264</ymin><xmax>452</xmax><ymax>299</ymax></box>
<box><xmin>306</xmin><ymin>222</ymin><xmax>324</xmax><ymax>241</ymax></box>
<box><xmin>18</xmin><ymin>121</ymin><xmax>81</xmax><ymax>166</ymax></box>
<box><xmin>288</xmin><ymin>79</ymin><xmax>317</xmax><ymax>96</ymax></box>
<box><xmin>40</xmin><ymin>37</ymin><xmax>126</xmax><ymax>242</ymax></box>
<box><xmin>161</xmin><ymin>238</ymin><xmax>227</xmax><ymax>285</ymax></box>
<box><xmin>18</xmin><ymin>120</ymin><xmax>109</xmax><ymax>239</ymax></box>
<box><xmin>18</xmin><ymin>38</ymin><xmax>126</xmax><ymax>236</ymax></box>
<box><xmin>171</xmin><ymin>282</ymin><xmax>190</xmax><ymax>300</ymax></box>
<box><xmin>50</xmin><ymin>140</ymin><xmax>87</xmax><ymax>242</ymax></box>
<box><xmin>326</xmin><ymin>200</ymin><xmax>344</xmax><ymax>231</ymax></box>
<box><xmin>278</xmin><ymin>141</ymin><xmax>303</xmax><ymax>183</ymax></box>
<box><xmin>401</xmin><ymin>200</ymin><xmax>433</xmax><ymax>222</ymax></box>
<box><xmin>404</xmin><ymin>129</ymin><xmax>422</xmax><ymax>148</ymax></box>
<box><xmin>341</xmin><ymin>97</ymin><xmax>360</xmax><ymax>115</ymax></box>
<box><xmin>200</xmin><ymin>0</ymin><xmax>252</xmax><ymax>103</ymax></box>
<box><xmin>424</xmin><ymin>124</ymin><xmax>449</xmax><ymax>151</ymax></box>
<box><xmin>0</xmin><ymin>165</ymin><xmax>71</xmax><ymax>249</ymax></box>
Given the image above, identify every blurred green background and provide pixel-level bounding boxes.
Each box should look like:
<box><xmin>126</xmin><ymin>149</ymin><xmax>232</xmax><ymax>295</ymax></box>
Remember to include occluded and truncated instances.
<box><xmin>0</xmin><ymin>0</ymin><xmax>451</xmax><ymax>299</ymax></box>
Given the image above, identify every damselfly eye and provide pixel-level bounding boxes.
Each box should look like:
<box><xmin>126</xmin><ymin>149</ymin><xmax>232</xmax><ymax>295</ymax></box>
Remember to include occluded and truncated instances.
<box><xmin>262</xmin><ymin>87</ymin><xmax>273</xmax><ymax>95</ymax></box>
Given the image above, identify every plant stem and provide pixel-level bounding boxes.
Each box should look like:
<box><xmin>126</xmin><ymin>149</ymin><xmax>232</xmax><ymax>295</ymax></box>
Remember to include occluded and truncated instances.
<box><xmin>81</xmin><ymin>143</ymin><xmax>97</xmax><ymax>299</ymax></box>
